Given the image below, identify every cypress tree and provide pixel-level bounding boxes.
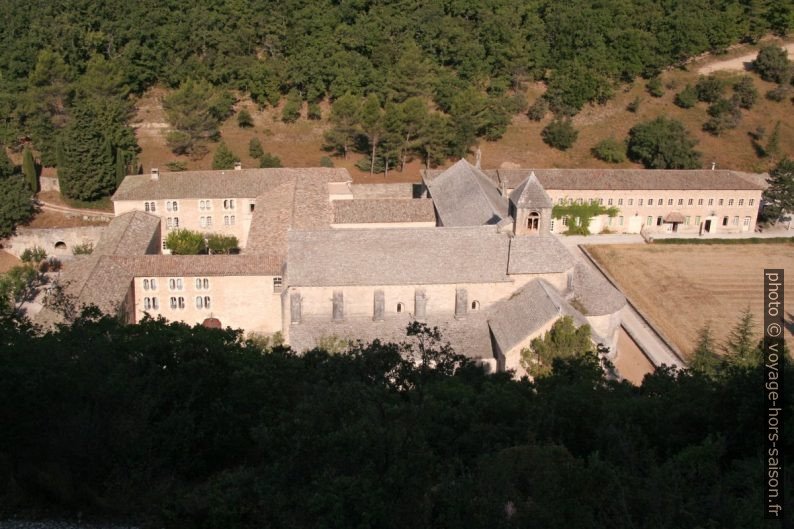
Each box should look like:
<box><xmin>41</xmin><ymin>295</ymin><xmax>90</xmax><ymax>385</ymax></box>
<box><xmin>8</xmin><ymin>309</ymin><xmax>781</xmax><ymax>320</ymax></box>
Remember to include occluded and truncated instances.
<box><xmin>115</xmin><ymin>148</ymin><xmax>127</xmax><ymax>187</ymax></box>
<box><xmin>248</xmin><ymin>137</ymin><xmax>264</xmax><ymax>159</ymax></box>
<box><xmin>21</xmin><ymin>149</ymin><xmax>37</xmax><ymax>192</ymax></box>
<box><xmin>724</xmin><ymin>307</ymin><xmax>761</xmax><ymax>368</ymax></box>
<box><xmin>689</xmin><ymin>324</ymin><xmax>721</xmax><ymax>377</ymax></box>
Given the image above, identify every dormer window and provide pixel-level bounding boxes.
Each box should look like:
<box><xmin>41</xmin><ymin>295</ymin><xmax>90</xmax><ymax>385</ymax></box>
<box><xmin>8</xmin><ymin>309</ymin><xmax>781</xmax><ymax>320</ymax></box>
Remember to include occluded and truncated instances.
<box><xmin>526</xmin><ymin>211</ymin><xmax>540</xmax><ymax>231</ymax></box>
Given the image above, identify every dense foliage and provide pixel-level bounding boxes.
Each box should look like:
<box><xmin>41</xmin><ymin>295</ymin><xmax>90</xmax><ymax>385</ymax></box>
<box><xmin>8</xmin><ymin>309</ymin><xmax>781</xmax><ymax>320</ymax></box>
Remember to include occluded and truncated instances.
<box><xmin>0</xmin><ymin>312</ymin><xmax>790</xmax><ymax>528</ymax></box>
<box><xmin>591</xmin><ymin>137</ymin><xmax>627</xmax><ymax>163</ymax></box>
<box><xmin>627</xmin><ymin>117</ymin><xmax>701</xmax><ymax>169</ymax></box>
<box><xmin>164</xmin><ymin>229</ymin><xmax>206</xmax><ymax>255</ymax></box>
<box><xmin>0</xmin><ymin>150</ymin><xmax>34</xmax><ymax>237</ymax></box>
<box><xmin>763</xmin><ymin>156</ymin><xmax>794</xmax><ymax>221</ymax></box>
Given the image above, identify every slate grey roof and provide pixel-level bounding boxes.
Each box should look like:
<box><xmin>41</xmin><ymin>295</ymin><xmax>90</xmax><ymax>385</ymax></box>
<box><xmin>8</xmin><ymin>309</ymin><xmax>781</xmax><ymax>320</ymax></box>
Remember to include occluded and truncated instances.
<box><xmin>509</xmin><ymin>172</ymin><xmax>553</xmax><ymax>209</ymax></box>
<box><xmin>487</xmin><ymin>280</ymin><xmax>590</xmax><ymax>355</ymax></box>
<box><xmin>93</xmin><ymin>211</ymin><xmax>160</xmax><ymax>256</ymax></box>
<box><xmin>424</xmin><ymin>159</ymin><xmax>508</xmax><ymax>226</ymax></box>
<box><xmin>113</xmin><ymin>167</ymin><xmax>351</xmax><ymax>201</ymax></box>
<box><xmin>108</xmin><ymin>254</ymin><xmax>284</xmax><ymax>277</ymax></box>
<box><xmin>286</xmin><ymin>226</ymin><xmax>512</xmax><ymax>286</ymax></box>
<box><xmin>496</xmin><ymin>168</ymin><xmax>765</xmax><ymax>191</ymax></box>
<box><xmin>331</xmin><ymin>199</ymin><xmax>436</xmax><ymax>224</ymax></box>
<box><xmin>507</xmin><ymin>236</ymin><xmax>576</xmax><ymax>275</ymax></box>
<box><xmin>568</xmin><ymin>262</ymin><xmax>626</xmax><ymax>316</ymax></box>
<box><xmin>289</xmin><ymin>313</ymin><xmax>494</xmax><ymax>360</ymax></box>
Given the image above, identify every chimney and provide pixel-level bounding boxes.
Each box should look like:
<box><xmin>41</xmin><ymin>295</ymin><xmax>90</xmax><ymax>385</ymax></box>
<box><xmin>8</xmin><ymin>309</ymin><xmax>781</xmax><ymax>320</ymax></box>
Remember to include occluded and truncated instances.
<box><xmin>150</xmin><ymin>167</ymin><xmax>159</xmax><ymax>181</ymax></box>
<box><xmin>710</xmin><ymin>161</ymin><xmax>716</xmax><ymax>171</ymax></box>
<box><xmin>234</xmin><ymin>161</ymin><xmax>242</xmax><ymax>170</ymax></box>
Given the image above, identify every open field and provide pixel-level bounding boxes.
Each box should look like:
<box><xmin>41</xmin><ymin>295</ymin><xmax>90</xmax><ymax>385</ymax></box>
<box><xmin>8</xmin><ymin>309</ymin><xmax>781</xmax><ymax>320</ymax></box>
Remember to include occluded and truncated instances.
<box><xmin>128</xmin><ymin>38</ymin><xmax>793</xmax><ymax>184</ymax></box>
<box><xmin>587</xmin><ymin>243</ymin><xmax>794</xmax><ymax>357</ymax></box>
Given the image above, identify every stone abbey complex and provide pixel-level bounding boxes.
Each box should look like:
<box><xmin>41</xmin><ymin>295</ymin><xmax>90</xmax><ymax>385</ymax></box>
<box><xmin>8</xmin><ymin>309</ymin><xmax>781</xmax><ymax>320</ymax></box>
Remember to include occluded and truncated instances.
<box><xmin>41</xmin><ymin>159</ymin><xmax>765</xmax><ymax>376</ymax></box>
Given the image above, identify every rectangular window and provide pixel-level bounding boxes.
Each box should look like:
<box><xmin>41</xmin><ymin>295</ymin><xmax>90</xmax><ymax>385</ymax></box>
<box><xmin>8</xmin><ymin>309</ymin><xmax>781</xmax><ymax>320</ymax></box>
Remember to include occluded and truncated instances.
<box><xmin>174</xmin><ymin>217</ymin><xmax>179</xmax><ymax>228</ymax></box>
<box><xmin>166</xmin><ymin>218</ymin><xmax>172</xmax><ymax>229</ymax></box>
<box><xmin>685</xmin><ymin>216</ymin><xmax>690</xmax><ymax>225</ymax></box>
<box><xmin>598</xmin><ymin>198</ymin><xmax>604</xmax><ymax>205</ymax></box>
<box><xmin>638</xmin><ymin>199</ymin><xmax>643</xmax><ymax>206</ymax></box>
<box><xmin>647</xmin><ymin>216</ymin><xmax>653</xmax><ymax>226</ymax></box>
<box><xmin>749</xmin><ymin>199</ymin><xmax>755</xmax><ymax>206</ymax></box>
<box><xmin>678</xmin><ymin>198</ymin><xmax>683</xmax><ymax>205</ymax></box>
<box><xmin>273</xmin><ymin>277</ymin><xmax>283</xmax><ymax>292</ymax></box>
<box><xmin>206</xmin><ymin>216</ymin><xmax>212</xmax><ymax>227</ymax></box>
<box><xmin>728</xmin><ymin>199</ymin><xmax>734</xmax><ymax>206</ymax></box>
<box><xmin>230</xmin><ymin>215</ymin><xmax>235</xmax><ymax>225</ymax></box>
<box><xmin>627</xmin><ymin>199</ymin><xmax>633</xmax><ymax>206</ymax></box>
<box><xmin>618</xmin><ymin>216</ymin><xmax>624</xmax><ymax>226</ymax></box>
<box><xmin>688</xmin><ymin>199</ymin><xmax>693</xmax><ymax>205</ymax></box>
<box><xmin>658</xmin><ymin>199</ymin><xmax>663</xmax><ymax>205</ymax></box>
<box><xmin>608</xmin><ymin>198</ymin><xmax>613</xmax><ymax>205</ymax></box>
<box><xmin>562</xmin><ymin>217</ymin><xmax>569</xmax><ymax>226</ymax></box>
<box><xmin>618</xmin><ymin>198</ymin><xmax>623</xmax><ymax>205</ymax></box>
<box><xmin>648</xmin><ymin>198</ymin><xmax>652</xmax><ymax>205</ymax></box>
<box><xmin>743</xmin><ymin>216</ymin><xmax>751</xmax><ymax>226</ymax></box>
<box><xmin>718</xmin><ymin>199</ymin><xmax>724</xmax><ymax>206</ymax></box>
<box><xmin>576</xmin><ymin>198</ymin><xmax>583</xmax><ymax>205</ymax></box>
<box><xmin>200</xmin><ymin>216</ymin><xmax>206</xmax><ymax>228</ymax></box>
<box><xmin>169</xmin><ymin>278</ymin><xmax>183</xmax><ymax>291</ymax></box>
<box><xmin>698</xmin><ymin>199</ymin><xmax>704</xmax><ymax>206</ymax></box>
<box><xmin>170</xmin><ymin>296</ymin><xmax>177</xmax><ymax>309</ymax></box>
<box><xmin>722</xmin><ymin>216</ymin><xmax>728</xmax><ymax>226</ymax></box>
<box><xmin>732</xmin><ymin>216</ymin><xmax>739</xmax><ymax>225</ymax></box>
<box><xmin>249</xmin><ymin>203</ymin><xmax>255</xmax><ymax>212</ymax></box>
<box><xmin>568</xmin><ymin>198</ymin><xmax>574</xmax><ymax>205</ymax></box>
<box><xmin>178</xmin><ymin>297</ymin><xmax>185</xmax><ymax>309</ymax></box>
<box><xmin>196</xmin><ymin>296</ymin><xmax>204</xmax><ymax>309</ymax></box>
<box><xmin>152</xmin><ymin>297</ymin><xmax>159</xmax><ymax>310</ymax></box>
<box><xmin>558</xmin><ymin>198</ymin><xmax>564</xmax><ymax>205</ymax></box>
<box><xmin>739</xmin><ymin>199</ymin><xmax>744</xmax><ymax>206</ymax></box>
<box><xmin>708</xmin><ymin>199</ymin><xmax>714</xmax><ymax>206</ymax></box>
<box><xmin>166</xmin><ymin>201</ymin><xmax>172</xmax><ymax>212</ymax></box>
<box><xmin>657</xmin><ymin>216</ymin><xmax>663</xmax><ymax>226</ymax></box>
<box><xmin>668</xmin><ymin>199</ymin><xmax>673</xmax><ymax>205</ymax></box>
<box><xmin>550</xmin><ymin>219</ymin><xmax>555</xmax><ymax>231</ymax></box>
<box><xmin>695</xmin><ymin>216</ymin><xmax>701</xmax><ymax>225</ymax></box>
<box><xmin>575</xmin><ymin>217</ymin><xmax>581</xmax><ymax>226</ymax></box>
<box><xmin>224</xmin><ymin>216</ymin><xmax>229</xmax><ymax>226</ymax></box>
<box><xmin>607</xmin><ymin>216</ymin><xmax>613</xmax><ymax>226</ymax></box>
<box><xmin>145</xmin><ymin>202</ymin><xmax>150</xmax><ymax>212</ymax></box>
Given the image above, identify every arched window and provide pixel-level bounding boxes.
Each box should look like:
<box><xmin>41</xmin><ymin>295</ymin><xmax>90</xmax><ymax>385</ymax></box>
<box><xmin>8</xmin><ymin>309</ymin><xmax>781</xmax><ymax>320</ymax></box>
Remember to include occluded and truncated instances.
<box><xmin>526</xmin><ymin>212</ymin><xmax>540</xmax><ymax>230</ymax></box>
<box><xmin>54</xmin><ymin>241</ymin><xmax>67</xmax><ymax>250</ymax></box>
<box><xmin>143</xmin><ymin>279</ymin><xmax>150</xmax><ymax>291</ymax></box>
<box><xmin>471</xmin><ymin>300</ymin><xmax>480</xmax><ymax>310</ymax></box>
<box><xmin>196</xmin><ymin>296</ymin><xmax>204</xmax><ymax>309</ymax></box>
<box><xmin>396</xmin><ymin>302</ymin><xmax>404</xmax><ymax>313</ymax></box>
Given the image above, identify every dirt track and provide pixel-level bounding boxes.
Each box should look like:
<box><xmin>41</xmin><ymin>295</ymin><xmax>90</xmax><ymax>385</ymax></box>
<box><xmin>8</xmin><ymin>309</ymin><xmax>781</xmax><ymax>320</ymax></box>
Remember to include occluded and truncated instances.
<box><xmin>698</xmin><ymin>42</ymin><xmax>794</xmax><ymax>74</ymax></box>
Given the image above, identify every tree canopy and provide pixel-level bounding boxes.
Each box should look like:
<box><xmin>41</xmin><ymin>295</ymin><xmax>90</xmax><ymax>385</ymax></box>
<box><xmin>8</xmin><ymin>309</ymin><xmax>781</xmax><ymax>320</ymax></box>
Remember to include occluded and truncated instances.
<box><xmin>627</xmin><ymin>117</ymin><xmax>702</xmax><ymax>169</ymax></box>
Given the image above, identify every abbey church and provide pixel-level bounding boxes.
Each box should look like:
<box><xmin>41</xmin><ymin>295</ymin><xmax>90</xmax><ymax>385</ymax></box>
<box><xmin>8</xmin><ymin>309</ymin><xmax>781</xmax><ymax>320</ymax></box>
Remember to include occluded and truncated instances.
<box><xmin>41</xmin><ymin>159</ymin><xmax>765</xmax><ymax>377</ymax></box>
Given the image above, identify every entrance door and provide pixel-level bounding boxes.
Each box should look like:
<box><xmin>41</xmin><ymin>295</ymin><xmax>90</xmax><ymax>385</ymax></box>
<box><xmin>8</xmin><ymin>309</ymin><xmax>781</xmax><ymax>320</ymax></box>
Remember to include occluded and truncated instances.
<box><xmin>672</xmin><ymin>222</ymin><xmax>678</xmax><ymax>233</ymax></box>
<box><xmin>704</xmin><ymin>219</ymin><xmax>712</xmax><ymax>233</ymax></box>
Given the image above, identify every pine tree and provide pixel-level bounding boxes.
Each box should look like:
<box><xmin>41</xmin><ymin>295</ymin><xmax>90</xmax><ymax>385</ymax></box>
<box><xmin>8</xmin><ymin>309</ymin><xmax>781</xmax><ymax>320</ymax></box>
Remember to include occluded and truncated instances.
<box><xmin>237</xmin><ymin>108</ymin><xmax>254</xmax><ymax>128</ymax></box>
<box><xmin>359</xmin><ymin>94</ymin><xmax>384</xmax><ymax>174</ymax></box>
<box><xmin>764</xmin><ymin>121</ymin><xmax>781</xmax><ymax>159</ymax></box>
<box><xmin>323</xmin><ymin>94</ymin><xmax>360</xmax><ymax>159</ymax></box>
<box><xmin>115</xmin><ymin>148</ymin><xmax>127</xmax><ymax>187</ymax></box>
<box><xmin>689</xmin><ymin>324</ymin><xmax>721</xmax><ymax>377</ymax></box>
<box><xmin>0</xmin><ymin>148</ymin><xmax>15</xmax><ymax>178</ymax></box>
<box><xmin>762</xmin><ymin>157</ymin><xmax>794</xmax><ymax>222</ymax></box>
<box><xmin>723</xmin><ymin>307</ymin><xmax>761</xmax><ymax>368</ymax></box>
<box><xmin>212</xmin><ymin>142</ymin><xmax>239</xmax><ymax>170</ymax></box>
<box><xmin>21</xmin><ymin>148</ymin><xmax>37</xmax><ymax>192</ymax></box>
<box><xmin>248</xmin><ymin>137</ymin><xmax>264</xmax><ymax>159</ymax></box>
<box><xmin>0</xmin><ymin>175</ymin><xmax>34</xmax><ymax>238</ymax></box>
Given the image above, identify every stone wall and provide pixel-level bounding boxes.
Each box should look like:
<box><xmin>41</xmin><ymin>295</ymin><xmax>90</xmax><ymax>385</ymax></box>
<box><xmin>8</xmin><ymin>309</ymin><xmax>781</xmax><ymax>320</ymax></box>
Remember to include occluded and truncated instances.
<box><xmin>2</xmin><ymin>226</ymin><xmax>106</xmax><ymax>258</ymax></box>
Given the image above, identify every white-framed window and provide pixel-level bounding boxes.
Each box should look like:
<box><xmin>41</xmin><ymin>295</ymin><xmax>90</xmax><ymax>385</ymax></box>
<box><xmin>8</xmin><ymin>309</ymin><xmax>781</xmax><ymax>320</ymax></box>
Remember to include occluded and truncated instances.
<box><xmin>200</xmin><ymin>216</ymin><xmax>206</xmax><ymax>228</ymax></box>
<box><xmin>657</xmin><ymin>198</ymin><xmax>663</xmax><ymax>205</ymax></box>
<box><xmin>598</xmin><ymin>198</ymin><xmax>604</xmax><ymax>205</ymax></box>
<box><xmin>708</xmin><ymin>199</ymin><xmax>714</xmax><ymax>206</ymax></box>
<box><xmin>677</xmin><ymin>198</ymin><xmax>683</xmax><ymax>205</ymax></box>
<box><xmin>170</xmin><ymin>296</ymin><xmax>184</xmax><ymax>309</ymax></box>
<box><xmin>568</xmin><ymin>198</ymin><xmax>574</xmax><ymax>205</ymax></box>
<box><xmin>749</xmin><ymin>199</ymin><xmax>755</xmax><ymax>206</ymax></box>
<box><xmin>668</xmin><ymin>199</ymin><xmax>673</xmax><ymax>205</ymax></box>
<box><xmin>169</xmin><ymin>278</ymin><xmax>183</xmax><ymax>291</ymax></box>
<box><xmin>174</xmin><ymin>217</ymin><xmax>179</xmax><ymax>228</ymax></box>
<box><xmin>166</xmin><ymin>201</ymin><xmax>178</xmax><ymax>212</ymax></box>
<box><xmin>728</xmin><ymin>199</ymin><xmax>734</xmax><ymax>206</ymax></box>
<box><xmin>638</xmin><ymin>199</ymin><xmax>644</xmax><ymax>206</ymax></box>
<box><xmin>224</xmin><ymin>216</ymin><xmax>229</xmax><ymax>226</ymax></box>
<box><xmin>144</xmin><ymin>201</ymin><xmax>156</xmax><ymax>212</ymax></box>
<box><xmin>230</xmin><ymin>215</ymin><xmax>235</xmax><ymax>226</ymax></box>
<box><xmin>166</xmin><ymin>218</ymin><xmax>172</xmax><ymax>229</ymax></box>
<box><xmin>195</xmin><ymin>278</ymin><xmax>210</xmax><ymax>290</ymax></box>
<box><xmin>719</xmin><ymin>199</ymin><xmax>724</xmax><ymax>206</ymax></box>
<box><xmin>739</xmin><ymin>199</ymin><xmax>744</xmax><ymax>206</ymax></box>
<box><xmin>200</xmin><ymin>200</ymin><xmax>212</xmax><ymax>211</ymax></box>
<box><xmin>223</xmin><ymin>199</ymin><xmax>236</xmax><ymax>210</ymax></box>
<box><xmin>695</xmin><ymin>216</ymin><xmax>701</xmax><ymax>225</ymax></box>
<box><xmin>143</xmin><ymin>279</ymin><xmax>150</xmax><ymax>291</ymax></box>
<box><xmin>732</xmin><ymin>216</ymin><xmax>739</xmax><ymax>225</ymax></box>
<box><xmin>698</xmin><ymin>199</ymin><xmax>704</xmax><ymax>206</ymax></box>
<box><xmin>206</xmin><ymin>216</ymin><xmax>212</xmax><ymax>227</ymax></box>
<box><xmin>143</xmin><ymin>278</ymin><xmax>157</xmax><ymax>291</ymax></box>
<box><xmin>647</xmin><ymin>216</ymin><xmax>653</xmax><ymax>226</ymax></box>
<box><xmin>607</xmin><ymin>198</ymin><xmax>613</xmax><ymax>205</ymax></box>
<box><xmin>562</xmin><ymin>217</ymin><xmax>569</xmax><ymax>227</ymax></box>
<box><xmin>273</xmin><ymin>276</ymin><xmax>283</xmax><ymax>292</ymax></box>
<box><xmin>618</xmin><ymin>216</ymin><xmax>624</xmax><ymax>226</ymax></box>
<box><xmin>616</xmin><ymin>198</ymin><xmax>622</xmax><ymax>205</ymax></box>
<box><xmin>576</xmin><ymin>198</ymin><xmax>583</xmax><ymax>205</ymax></box>
<box><xmin>607</xmin><ymin>216</ymin><xmax>613</xmax><ymax>226</ymax></box>
<box><xmin>143</xmin><ymin>297</ymin><xmax>159</xmax><ymax>310</ymax></box>
<box><xmin>743</xmin><ymin>216</ymin><xmax>751</xmax><ymax>226</ymax></box>
<box><xmin>688</xmin><ymin>199</ymin><xmax>693</xmax><ymax>205</ymax></box>
<box><xmin>685</xmin><ymin>216</ymin><xmax>690</xmax><ymax>225</ymax></box>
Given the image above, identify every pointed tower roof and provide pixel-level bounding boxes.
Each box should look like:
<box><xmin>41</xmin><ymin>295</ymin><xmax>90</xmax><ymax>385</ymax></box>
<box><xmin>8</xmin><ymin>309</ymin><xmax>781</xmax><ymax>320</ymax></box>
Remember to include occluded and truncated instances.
<box><xmin>508</xmin><ymin>171</ymin><xmax>552</xmax><ymax>209</ymax></box>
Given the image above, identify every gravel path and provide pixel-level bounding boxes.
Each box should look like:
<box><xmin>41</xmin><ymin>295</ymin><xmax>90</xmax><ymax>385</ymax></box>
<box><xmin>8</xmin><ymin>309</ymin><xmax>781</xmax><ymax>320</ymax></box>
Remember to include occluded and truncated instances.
<box><xmin>698</xmin><ymin>42</ymin><xmax>794</xmax><ymax>74</ymax></box>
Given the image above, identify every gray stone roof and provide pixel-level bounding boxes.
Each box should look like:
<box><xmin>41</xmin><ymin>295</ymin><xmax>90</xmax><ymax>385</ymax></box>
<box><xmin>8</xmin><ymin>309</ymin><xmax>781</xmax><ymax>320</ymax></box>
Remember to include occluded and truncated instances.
<box><xmin>507</xmin><ymin>236</ymin><xmax>576</xmax><ymax>275</ymax></box>
<box><xmin>424</xmin><ymin>166</ymin><xmax>765</xmax><ymax>191</ymax></box>
<box><xmin>496</xmin><ymin>168</ymin><xmax>766</xmax><ymax>191</ymax></box>
<box><xmin>568</xmin><ymin>262</ymin><xmax>626</xmax><ymax>316</ymax></box>
<box><xmin>487</xmin><ymin>279</ymin><xmax>590</xmax><ymax>355</ymax></box>
<box><xmin>108</xmin><ymin>254</ymin><xmax>284</xmax><ymax>277</ymax></box>
<box><xmin>331</xmin><ymin>199</ymin><xmax>436</xmax><ymax>224</ymax></box>
<box><xmin>113</xmin><ymin>167</ymin><xmax>351</xmax><ymax>201</ymax></box>
<box><xmin>93</xmin><ymin>211</ymin><xmax>160</xmax><ymax>256</ymax></box>
<box><xmin>57</xmin><ymin>256</ymin><xmax>134</xmax><ymax>316</ymax></box>
<box><xmin>424</xmin><ymin>159</ymin><xmax>508</xmax><ymax>226</ymax></box>
<box><xmin>286</xmin><ymin>226</ymin><xmax>512</xmax><ymax>286</ymax></box>
<box><xmin>509</xmin><ymin>172</ymin><xmax>553</xmax><ymax>209</ymax></box>
<box><xmin>289</xmin><ymin>313</ymin><xmax>494</xmax><ymax>360</ymax></box>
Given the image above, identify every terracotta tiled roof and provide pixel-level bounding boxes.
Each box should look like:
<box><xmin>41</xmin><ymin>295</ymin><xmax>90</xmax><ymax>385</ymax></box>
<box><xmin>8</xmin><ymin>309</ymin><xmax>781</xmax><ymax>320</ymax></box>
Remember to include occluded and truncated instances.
<box><xmin>331</xmin><ymin>199</ymin><xmax>436</xmax><ymax>224</ymax></box>
<box><xmin>113</xmin><ymin>167</ymin><xmax>351</xmax><ymax>201</ymax></box>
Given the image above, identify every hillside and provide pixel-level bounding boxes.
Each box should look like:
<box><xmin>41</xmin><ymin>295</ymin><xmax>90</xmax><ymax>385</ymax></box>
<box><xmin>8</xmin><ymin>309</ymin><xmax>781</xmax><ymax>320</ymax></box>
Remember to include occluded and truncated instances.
<box><xmin>132</xmin><ymin>39</ymin><xmax>794</xmax><ymax>184</ymax></box>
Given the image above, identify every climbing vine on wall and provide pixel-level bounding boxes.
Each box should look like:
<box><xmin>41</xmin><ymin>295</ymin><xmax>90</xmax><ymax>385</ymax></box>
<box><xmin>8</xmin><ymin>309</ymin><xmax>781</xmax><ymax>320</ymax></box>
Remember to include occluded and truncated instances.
<box><xmin>552</xmin><ymin>203</ymin><xmax>619</xmax><ymax>235</ymax></box>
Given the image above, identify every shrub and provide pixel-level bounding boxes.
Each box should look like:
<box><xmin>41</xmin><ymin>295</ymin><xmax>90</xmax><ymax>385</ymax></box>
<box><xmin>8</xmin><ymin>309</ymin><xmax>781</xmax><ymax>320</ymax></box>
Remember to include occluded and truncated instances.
<box><xmin>626</xmin><ymin>96</ymin><xmax>641</xmax><ymax>113</ymax></box>
<box><xmin>212</xmin><ymin>142</ymin><xmax>239</xmax><ymax>170</ymax></box>
<box><xmin>674</xmin><ymin>84</ymin><xmax>698</xmax><ymax>108</ymax></box>
<box><xmin>703</xmin><ymin>97</ymin><xmax>742</xmax><ymax>135</ymax></box>
<box><xmin>646</xmin><ymin>77</ymin><xmax>664</xmax><ymax>97</ymax></box>
<box><xmin>307</xmin><ymin>102</ymin><xmax>322</xmax><ymax>120</ymax></box>
<box><xmin>591</xmin><ymin>138</ymin><xmax>626</xmax><ymax>163</ymax></box>
<box><xmin>259</xmin><ymin>152</ymin><xmax>282</xmax><ymax>168</ymax></box>
<box><xmin>207</xmin><ymin>234</ymin><xmax>239</xmax><ymax>255</ymax></box>
<box><xmin>527</xmin><ymin>98</ymin><xmax>548</xmax><ymax>121</ymax></box>
<box><xmin>732</xmin><ymin>76</ymin><xmax>758</xmax><ymax>109</ymax></box>
<box><xmin>45</xmin><ymin>257</ymin><xmax>61</xmax><ymax>273</ymax></box>
<box><xmin>541</xmin><ymin>119</ymin><xmax>578</xmax><ymax>150</ymax></box>
<box><xmin>695</xmin><ymin>75</ymin><xmax>724</xmax><ymax>103</ymax></box>
<box><xmin>20</xmin><ymin>246</ymin><xmax>47</xmax><ymax>264</ymax></box>
<box><xmin>248</xmin><ymin>137</ymin><xmax>264</xmax><ymax>159</ymax></box>
<box><xmin>281</xmin><ymin>90</ymin><xmax>301</xmax><ymax>123</ymax></box>
<box><xmin>754</xmin><ymin>45</ymin><xmax>791</xmax><ymax>84</ymax></box>
<box><xmin>72</xmin><ymin>242</ymin><xmax>94</xmax><ymax>256</ymax></box>
<box><xmin>627</xmin><ymin>117</ymin><xmax>701</xmax><ymax>169</ymax></box>
<box><xmin>766</xmin><ymin>85</ymin><xmax>789</xmax><ymax>102</ymax></box>
<box><xmin>165</xmin><ymin>160</ymin><xmax>187</xmax><ymax>171</ymax></box>
<box><xmin>319</xmin><ymin>156</ymin><xmax>334</xmax><ymax>168</ymax></box>
<box><xmin>165</xmin><ymin>229</ymin><xmax>206</xmax><ymax>255</ymax></box>
<box><xmin>237</xmin><ymin>108</ymin><xmax>254</xmax><ymax>128</ymax></box>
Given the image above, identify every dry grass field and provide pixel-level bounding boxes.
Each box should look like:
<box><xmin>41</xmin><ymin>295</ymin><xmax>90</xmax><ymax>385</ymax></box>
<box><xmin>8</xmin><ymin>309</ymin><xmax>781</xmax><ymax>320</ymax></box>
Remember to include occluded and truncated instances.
<box><xmin>127</xmin><ymin>37</ymin><xmax>793</xmax><ymax>184</ymax></box>
<box><xmin>588</xmin><ymin>243</ymin><xmax>794</xmax><ymax>358</ymax></box>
